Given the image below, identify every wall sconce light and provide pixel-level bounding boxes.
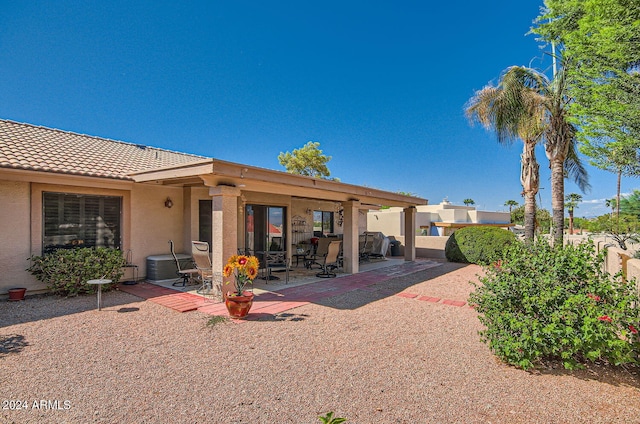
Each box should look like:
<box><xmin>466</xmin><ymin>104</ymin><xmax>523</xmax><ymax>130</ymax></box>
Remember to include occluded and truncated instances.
<box><xmin>164</xmin><ymin>197</ymin><xmax>173</xmax><ymax>208</ymax></box>
<box><xmin>306</xmin><ymin>208</ymin><xmax>312</xmax><ymax>215</ymax></box>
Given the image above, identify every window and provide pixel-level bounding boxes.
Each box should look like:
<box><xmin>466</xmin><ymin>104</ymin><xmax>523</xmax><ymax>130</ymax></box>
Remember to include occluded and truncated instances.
<box><xmin>313</xmin><ymin>210</ymin><xmax>334</xmax><ymax>236</ymax></box>
<box><xmin>43</xmin><ymin>192</ymin><xmax>122</xmax><ymax>252</ymax></box>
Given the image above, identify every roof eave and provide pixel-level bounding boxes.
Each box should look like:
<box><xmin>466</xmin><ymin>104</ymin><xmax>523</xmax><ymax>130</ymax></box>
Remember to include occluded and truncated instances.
<box><xmin>129</xmin><ymin>159</ymin><xmax>427</xmax><ymax>207</ymax></box>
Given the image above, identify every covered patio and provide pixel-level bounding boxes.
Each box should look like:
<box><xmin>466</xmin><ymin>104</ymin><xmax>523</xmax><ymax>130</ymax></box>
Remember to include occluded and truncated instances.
<box><xmin>118</xmin><ymin>257</ymin><xmax>443</xmax><ymax>317</ymax></box>
<box><xmin>130</xmin><ymin>158</ymin><xmax>427</xmax><ymax>296</ymax></box>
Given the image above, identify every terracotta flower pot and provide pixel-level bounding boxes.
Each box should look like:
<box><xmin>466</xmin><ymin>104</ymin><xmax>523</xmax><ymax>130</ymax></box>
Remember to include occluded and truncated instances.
<box><xmin>8</xmin><ymin>288</ymin><xmax>27</xmax><ymax>301</ymax></box>
<box><xmin>224</xmin><ymin>291</ymin><xmax>254</xmax><ymax>318</ymax></box>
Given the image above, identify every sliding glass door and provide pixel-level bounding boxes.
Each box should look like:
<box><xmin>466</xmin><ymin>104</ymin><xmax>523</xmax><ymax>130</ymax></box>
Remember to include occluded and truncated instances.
<box><xmin>245</xmin><ymin>205</ymin><xmax>286</xmax><ymax>253</ymax></box>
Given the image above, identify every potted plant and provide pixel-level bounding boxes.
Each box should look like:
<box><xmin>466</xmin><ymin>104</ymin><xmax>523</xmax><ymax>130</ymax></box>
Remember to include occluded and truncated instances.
<box><xmin>222</xmin><ymin>254</ymin><xmax>259</xmax><ymax>318</ymax></box>
<box><xmin>8</xmin><ymin>288</ymin><xmax>27</xmax><ymax>301</ymax></box>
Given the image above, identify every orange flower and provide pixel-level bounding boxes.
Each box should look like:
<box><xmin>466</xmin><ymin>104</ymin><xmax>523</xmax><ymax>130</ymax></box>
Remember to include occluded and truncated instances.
<box><xmin>223</xmin><ymin>264</ymin><xmax>234</xmax><ymax>278</ymax></box>
<box><xmin>225</xmin><ymin>254</ymin><xmax>260</xmax><ymax>295</ymax></box>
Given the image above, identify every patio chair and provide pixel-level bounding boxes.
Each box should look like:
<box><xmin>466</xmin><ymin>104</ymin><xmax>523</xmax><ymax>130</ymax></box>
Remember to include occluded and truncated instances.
<box><xmin>316</xmin><ymin>240</ymin><xmax>342</xmax><ymax>278</ymax></box>
<box><xmin>262</xmin><ymin>250</ymin><xmax>289</xmax><ymax>283</ymax></box>
<box><xmin>121</xmin><ymin>249</ymin><xmax>139</xmax><ymax>285</ymax></box>
<box><xmin>305</xmin><ymin>237</ymin><xmax>338</xmax><ymax>269</ymax></box>
<box><xmin>169</xmin><ymin>240</ymin><xmax>199</xmax><ymax>287</ymax></box>
<box><xmin>192</xmin><ymin>241</ymin><xmax>222</xmax><ymax>301</ymax></box>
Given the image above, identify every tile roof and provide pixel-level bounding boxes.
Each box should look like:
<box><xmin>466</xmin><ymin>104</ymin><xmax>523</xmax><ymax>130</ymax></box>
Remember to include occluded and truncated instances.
<box><xmin>0</xmin><ymin>119</ymin><xmax>208</xmax><ymax>180</ymax></box>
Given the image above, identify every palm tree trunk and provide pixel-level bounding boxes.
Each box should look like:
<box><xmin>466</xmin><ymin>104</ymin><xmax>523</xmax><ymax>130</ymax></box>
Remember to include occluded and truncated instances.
<box><xmin>524</xmin><ymin>192</ymin><xmax>537</xmax><ymax>241</ymax></box>
<box><xmin>568</xmin><ymin>209</ymin><xmax>574</xmax><ymax>235</ymax></box>
<box><xmin>520</xmin><ymin>141</ymin><xmax>539</xmax><ymax>241</ymax></box>
<box><xmin>550</xmin><ymin>157</ymin><xmax>565</xmax><ymax>246</ymax></box>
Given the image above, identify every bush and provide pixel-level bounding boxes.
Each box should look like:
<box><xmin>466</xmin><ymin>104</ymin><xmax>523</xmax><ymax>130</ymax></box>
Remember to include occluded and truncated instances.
<box><xmin>445</xmin><ymin>226</ymin><xmax>517</xmax><ymax>265</ymax></box>
<box><xmin>27</xmin><ymin>247</ymin><xmax>126</xmax><ymax>297</ymax></box>
<box><xmin>469</xmin><ymin>240</ymin><xmax>640</xmax><ymax>370</ymax></box>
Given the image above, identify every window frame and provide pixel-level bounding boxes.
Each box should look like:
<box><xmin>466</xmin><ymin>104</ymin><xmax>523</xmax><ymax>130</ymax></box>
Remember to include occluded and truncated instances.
<box><xmin>313</xmin><ymin>210</ymin><xmax>334</xmax><ymax>236</ymax></box>
<box><xmin>42</xmin><ymin>192</ymin><xmax>123</xmax><ymax>253</ymax></box>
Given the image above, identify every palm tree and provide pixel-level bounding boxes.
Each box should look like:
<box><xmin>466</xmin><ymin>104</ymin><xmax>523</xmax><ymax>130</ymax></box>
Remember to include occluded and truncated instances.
<box><xmin>605</xmin><ymin>197</ymin><xmax>617</xmax><ymax>217</ymax></box>
<box><xmin>504</xmin><ymin>200</ymin><xmax>519</xmax><ymax>214</ymax></box>
<box><xmin>503</xmin><ymin>65</ymin><xmax>590</xmax><ymax>246</ymax></box>
<box><xmin>565</xmin><ymin>193</ymin><xmax>582</xmax><ymax>235</ymax></box>
<box><xmin>466</xmin><ymin>67</ymin><xmax>545</xmax><ymax>241</ymax></box>
<box><xmin>463</xmin><ymin>198</ymin><xmax>475</xmax><ymax>206</ymax></box>
<box><xmin>583</xmin><ymin>142</ymin><xmax>640</xmax><ymax>220</ymax></box>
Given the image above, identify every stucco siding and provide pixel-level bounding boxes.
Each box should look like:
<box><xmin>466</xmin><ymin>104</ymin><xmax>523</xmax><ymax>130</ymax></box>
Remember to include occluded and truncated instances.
<box><xmin>129</xmin><ymin>184</ymin><xmax>187</xmax><ymax>278</ymax></box>
<box><xmin>0</xmin><ymin>180</ymin><xmax>38</xmax><ymax>293</ymax></box>
<box><xmin>387</xmin><ymin>235</ymin><xmax>448</xmax><ymax>259</ymax></box>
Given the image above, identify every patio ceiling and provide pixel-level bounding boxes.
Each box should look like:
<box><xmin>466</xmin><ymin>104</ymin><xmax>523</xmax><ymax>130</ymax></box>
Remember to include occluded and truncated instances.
<box><xmin>129</xmin><ymin>158</ymin><xmax>427</xmax><ymax>208</ymax></box>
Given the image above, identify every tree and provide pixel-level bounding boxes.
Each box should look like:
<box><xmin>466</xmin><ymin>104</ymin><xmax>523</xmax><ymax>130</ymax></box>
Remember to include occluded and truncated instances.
<box><xmin>278</xmin><ymin>141</ymin><xmax>333</xmax><ymax>178</ymax></box>
<box><xmin>565</xmin><ymin>193</ymin><xmax>582</xmax><ymax>234</ymax></box>
<box><xmin>534</xmin><ymin>1</ymin><xmax>640</xmax><ymax>226</ymax></box>
<box><xmin>468</xmin><ymin>65</ymin><xmax>590</xmax><ymax>244</ymax></box>
<box><xmin>504</xmin><ymin>200</ymin><xmax>519</xmax><ymax>214</ymax></box>
<box><xmin>605</xmin><ymin>198</ymin><xmax>618</xmax><ymax>217</ymax></box>
<box><xmin>620</xmin><ymin>189</ymin><xmax>640</xmax><ymax>218</ymax></box>
<box><xmin>466</xmin><ymin>67</ymin><xmax>545</xmax><ymax>241</ymax></box>
<box><xmin>511</xmin><ymin>205</ymin><xmax>552</xmax><ymax>234</ymax></box>
<box><xmin>588</xmin><ymin>213</ymin><xmax>640</xmax><ymax>250</ymax></box>
<box><xmin>582</xmin><ymin>141</ymin><xmax>640</xmax><ymax>219</ymax></box>
<box><xmin>501</xmin><ymin>66</ymin><xmax>591</xmax><ymax>246</ymax></box>
<box><xmin>534</xmin><ymin>0</ymin><xmax>640</xmax><ymax>148</ymax></box>
<box><xmin>463</xmin><ymin>198</ymin><xmax>475</xmax><ymax>206</ymax></box>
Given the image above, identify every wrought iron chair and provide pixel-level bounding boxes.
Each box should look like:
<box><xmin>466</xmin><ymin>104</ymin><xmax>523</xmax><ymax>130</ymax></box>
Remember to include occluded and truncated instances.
<box><xmin>316</xmin><ymin>240</ymin><xmax>342</xmax><ymax>278</ymax></box>
<box><xmin>169</xmin><ymin>240</ymin><xmax>199</xmax><ymax>287</ymax></box>
<box><xmin>121</xmin><ymin>249</ymin><xmax>139</xmax><ymax>285</ymax></box>
<box><xmin>262</xmin><ymin>250</ymin><xmax>289</xmax><ymax>283</ymax></box>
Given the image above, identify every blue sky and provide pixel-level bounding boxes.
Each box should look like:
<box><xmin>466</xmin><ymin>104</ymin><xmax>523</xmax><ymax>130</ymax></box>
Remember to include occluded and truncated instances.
<box><xmin>0</xmin><ymin>1</ymin><xmax>628</xmax><ymax>217</ymax></box>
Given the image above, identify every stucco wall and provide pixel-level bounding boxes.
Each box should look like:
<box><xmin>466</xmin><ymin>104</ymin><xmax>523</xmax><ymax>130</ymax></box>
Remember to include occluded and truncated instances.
<box><xmin>468</xmin><ymin>210</ymin><xmax>511</xmax><ymax>224</ymax></box>
<box><xmin>594</xmin><ymin>241</ymin><xmax>640</xmax><ymax>295</ymax></box>
<box><xmin>0</xmin><ymin>180</ymin><xmax>38</xmax><ymax>294</ymax></box>
<box><xmin>129</xmin><ymin>184</ymin><xmax>187</xmax><ymax>278</ymax></box>
<box><xmin>389</xmin><ymin>235</ymin><xmax>448</xmax><ymax>259</ymax></box>
<box><xmin>2</xmin><ymin>180</ymin><xmax>189</xmax><ymax>293</ymax></box>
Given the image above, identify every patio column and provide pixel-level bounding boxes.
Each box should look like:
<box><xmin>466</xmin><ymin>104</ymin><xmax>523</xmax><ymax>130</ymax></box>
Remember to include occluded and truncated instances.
<box><xmin>403</xmin><ymin>206</ymin><xmax>416</xmax><ymax>261</ymax></box>
<box><xmin>342</xmin><ymin>200</ymin><xmax>360</xmax><ymax>274</ymax></box>
<box><xmin>209</xmin><ymin>186</ymin><xmax>241</xmax><ymax>289</ymax></box>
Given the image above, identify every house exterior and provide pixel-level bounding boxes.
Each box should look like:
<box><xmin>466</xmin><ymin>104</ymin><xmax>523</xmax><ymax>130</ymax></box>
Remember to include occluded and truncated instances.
<box><xmin>0</xmin><ymin>119</ymin><xmax>426</xmax><ymax>296</ymax></box>
<box><xmin>367</xmin><ymin>199</ymin><xmax>512</xmax><ymax>237</ymax></box>
<box><xmin>367</xmin><ymin>199</ymin><xmax>512</xmax><ymax>258</ymax></box>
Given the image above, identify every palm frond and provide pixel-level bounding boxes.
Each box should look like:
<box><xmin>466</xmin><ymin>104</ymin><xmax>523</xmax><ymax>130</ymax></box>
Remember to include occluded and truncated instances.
<box><xmin>565</xmin><ymin>140</ymin><xmax>591</xmax><ymax>193</ymax></box>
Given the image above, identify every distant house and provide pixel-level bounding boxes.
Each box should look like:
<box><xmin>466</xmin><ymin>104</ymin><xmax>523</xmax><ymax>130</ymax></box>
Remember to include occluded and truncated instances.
<box><xmin>368</xmin><ymin>199</ymin><xmax>512</xmax><ymax>237</ymax></box>
<box><xmin>0</xmin><ymin>119</ymin><xmax>426</xmax><ymax>295</ymax></box>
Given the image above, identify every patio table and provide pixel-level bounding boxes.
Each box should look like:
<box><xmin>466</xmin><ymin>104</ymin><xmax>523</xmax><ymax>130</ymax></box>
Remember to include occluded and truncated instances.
<box><xmin>87</xmin><ymin>278</ymin><xmax>112</xmax><ymax>311</ymax></box>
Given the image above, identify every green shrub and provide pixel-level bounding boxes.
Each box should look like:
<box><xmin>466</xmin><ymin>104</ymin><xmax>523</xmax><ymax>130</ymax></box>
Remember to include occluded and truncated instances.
<box><xmin>445</xmin><ymin>226</ymin><xmax>517</xmax><ymax>265</ymax></box>
<box><xmin>469</xmin><ymin>239</ymin><xmax>640</xmax><ymax>370</ymax></box>
<box><xmin>27</xmin><ymin>247</ymin><xmax>126</xmax><ymax>297</ymax></box>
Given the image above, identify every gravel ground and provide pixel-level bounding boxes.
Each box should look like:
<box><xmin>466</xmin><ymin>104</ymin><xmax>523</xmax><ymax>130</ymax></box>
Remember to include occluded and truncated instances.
<box><xmin>2</xmin><ymin>261</ymin><xmax>640</xmax><ymax>423</ymax></box>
